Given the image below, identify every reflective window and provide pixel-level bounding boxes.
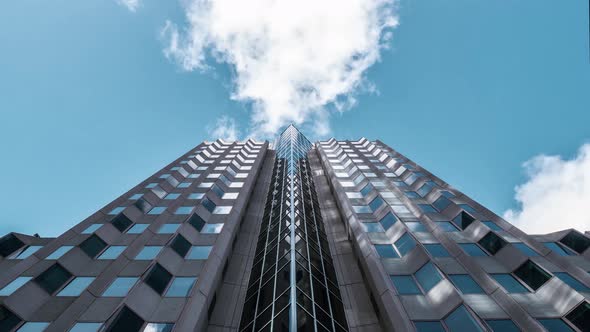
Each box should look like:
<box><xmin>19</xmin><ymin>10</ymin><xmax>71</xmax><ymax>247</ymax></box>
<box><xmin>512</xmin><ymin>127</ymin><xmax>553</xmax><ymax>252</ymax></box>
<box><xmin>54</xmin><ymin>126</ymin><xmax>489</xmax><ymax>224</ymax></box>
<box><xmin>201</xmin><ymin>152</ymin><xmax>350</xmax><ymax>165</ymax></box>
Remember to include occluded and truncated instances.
<box><xmin>415</xmin><ymin>262</ymin><xmax>443</xmax><ymax>293</ymax></box>
<box><xmin>164</xmin><ymin>193</ymin><xmax>180</xmax><ymax>200</ymax></box>
<box><xmin>187</xmin><ymin>246</ymin><xmax>212</xmax><ymax>260</ymax></box>
<box><xmin>81</xmin><ymin>224</ymin><xmax>102</xmax><ymax>234</ymax></box>
<box><xmin>0</xmin><ymin>277</ymin><xmax>32</xmax><ymax>296</ymax></box>
<box><xmin>395</xmin><ymin>233</ymin><xmax>416</xmax><ymax>257</ymax></box>
<box><xmin>404</xmin><ymin>191</ymin><xmax>420</xmax><ymax>199</ymax></box>
<box><xmin>157</xmin><ymin>224</ymin><xmax>180</xmax><ymax>234</ymax></box>
<box><xmin>554</xmin><ymin>272</ymin><xmax>590</xmax><ymax>292</ymax></box>
<box><xmin>353</xmin><ymin>206</ymin><xmax>372</xmax><ymax>214</ymax></box>
<box><xmin>379</xmin><ymin>213</ymin><xmax>397</xmax><ymax>230</ymax></box>
<box><xmin>436</xmin><ymin>222</ymin><xmax>458</xmax><ymax>232</ymax></box>
<box><xmin>414</xmin><ymin>321</ymin><xmax>445</xmax><ymax>332</ymax></box>
<box><xmin>481</xmin><ymin>221</ymin><xmax>502</xmax><ymax>231</ymax></box>
<box><xmin>46</xmin><ymin>246</ymin><xmax>74</xmax><ymax>260</ymax></box>
<box><xmin>363</xmin><ymin>222</ymin><xmax>384</xmax><ymax>233</ymax></box>
<box><xmin>491</xmin><ymin>274</ymin><xmax>528</xmax><ymax>293</ymax></box>
<box><xmin>144</xmin><ymin>264</ymin><xmax>172</xmax><ymax>295</ymax></box>
<box><xmin>513</xmin><ymin>243</ymin><xmax>539</xmax><ymax>256</ymax></box>
<box><xmin>129</xmin><ymin>194</ymin><xmax>143</xmax><ymax>200</ymax></box>
<box><xmin>165</xmin><ymin>277</ymin><xmax>196</xmax><ymax>297</ymax></box>
<box><xmin>148</xmin><ymin>207</ymin><xmax>166</xmax><ymax>215</ymax></box>
<box><xmin>375</xmin><ymin>244</ymin><xmax>399</xmax><ymax>258</ymax></box>
<box><xmin>418</xmin><ymin>204</ymin><xmax>437</xmax><ymax>213</ymax></box>
<box><xmin>485</xmin><ymin>319</ymin><xmax>519</xmax><ymax>332</ymax></box>
<box><xmin>417</xmin><ymin>181</ymin><xmax>436</xmax><ymax>197</ymax></box>
<box><xmin>538</xmin><ymin>319</ymin><xmax>575</xmax><ymax>332</ymax></box>
<box><xmin>15</xmin><ymin>322</ymin><xmax>50</xmax><ymax>332</ymax></box>
<box><xmin>103</xmin><ymin>277</ymin><xmax>138</xmax><ymax>296</ymax></box>
<box><xmin>559</xmin><ymin>231</ymin><xmax>590</xmax><ymax>254</ymax></box>
<box><xmin>175</xmin><ymin>206</ymin><xmax>195</xmax><ymax>215</ymax></box>
<box><xmin>448</xmin><ymin>274</ymin><xmax>483</xmax><ymax>294</ymax></box>
<box><xmin>213</xmin><ymin>206</ymin><xmax>232</xmax><ymax>214</ymax></box>
<box><xmin>79</xmin><ymin>235</ymin><xmax>107</xmax><ymax>259</ymax></box>
<box><xmin>405</xmin><ymin>222</ymin><xmax>428</xmax><ymax>232</ymax></box>
<box><xmin>452</xmin><ymin>211</ymin><xmax>475</xmax><ymax>230</ymax></box>
<box><xmin>127</xmin><ymin>224</ymin><xmax>149</xmax><ymax>234</ymax></box>
<box><xmin>202</xmin><ymin>197</ymin><xmax>216</xmax><ymax>212</ymax></box>
<box><xmin>432</xmin><ymin>196</ymin><xmax>452</xmax><ymax>212</ymax></box>
<box><xmin>566</xmin><ymin>301</ymin><xmax>589</xmax><ymax>332</ymax></box>
<box><xmin>97</xmin><ymin>246</ymin><xmax>126</xmax><ymax>260</ymax></box>
<box><xmin>188</xmin><ymin>193</ymin><xmax>205</xmax><ymax>200</ymax></box>
<box><xmin>69</xmin><ymin>322</ymin><xmax>103</xmax><ymax>332</ymax></box>
<box><xmin>34</xmin><ymin>264</ymin><xmax>72</xmax><ymax>294</ymax></box>
<box><xmin>170</xmin><ymin>235</ymin><xmax>191</xmax><ymax>258</ymax></box>
<box><xmin>544</xmin><ymin>242</ymin><xmax>577</xmax><ymax>256</ymax></box>
<box><xmin>108</xmin><ymin>207</ymin><xmax>125</xmax><ymax>215</ymax></box>
<box><xmin>513</xmin><ymin>260</ymin><xmax>551</xmax><ymax>291</ymax></box>
<box><xmin>391</xmin><ymin>276</ymin><xmax>421</xmax><ymax>295</ymax></box>
<box><xmin>459</xmin><ymin>244</ymin><xmax>488</xmax><ymax>257</ymax></box>
<box><xmin>145</xmin><ymin>183</ymin><xmax>158</xmax><ymax>188</ymax></box>
<box><xmin>424</xmin><ymin>244</ymin><xmax>451</xmax><ymax>257</ymax></box>
<box><xmin>13</xmin><ymin>246</ymin><xmax>43</xmax><ymax>259</ymax></box>
<box><xmin>142</xmin><ymin>323</ymin><xmax>174</xmax><ymax>332</ymax></box>
<box><xmin>111</xmin><ymin>214</ymin><xmax>133</xmax><ymax>232</ymax></box>
<box><xmin>201</xmin><ymin>223</ymin><xmax>224</xmax><ymax>234</ymax></box>
<box><xmin>57</xmin><ymin>277</ymin><xmax>95</xmax><ymax>296</ymax></box>
<box><xmin>478</xmin><ymin>232</ymin><xmax>507</xmax><ymax>255</ymax></box>
<box><xmin>443</xmin><ymin>305</ymin><xmax>484</xmax><ymax>332</ymax></box>
<box><xmin>135</xmin><ymin>246</ymin><xmax>162</xmax><ymax>260</ymax></box>
<box><xmin>222</xmin><ymin>192</ymin><xmax>239</xmax><ymax>200</ymax></box>
<box><xmin>346</xmin><ymin>192</ymin><xmax>363</xmax><ymax>199</ymax></box>
<box><xmin>360</xmin><ymin>184</ymin><xmax>373</xmax><ymax>197</ymax></box>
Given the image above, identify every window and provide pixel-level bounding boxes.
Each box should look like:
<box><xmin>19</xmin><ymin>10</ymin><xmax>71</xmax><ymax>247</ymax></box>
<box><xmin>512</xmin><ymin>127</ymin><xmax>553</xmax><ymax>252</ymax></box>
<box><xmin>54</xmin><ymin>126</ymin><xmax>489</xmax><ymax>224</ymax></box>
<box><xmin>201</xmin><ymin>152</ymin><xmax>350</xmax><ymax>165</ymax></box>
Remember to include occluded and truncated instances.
<box><xmin>538</xmin><ymin>319</ymin><xmax>575</xmax><ymax>332</ymax></box>
<box><xmin>69</xmin><ymin>322</ymin><xmax>103</xmax><ymax>332</ymax></box>
<box><xmin>46</xmin><ymin>246</ymin><xmax>74</xmax><ymax>260</ymax></box>
<box><xmin>148</xmin><ymin>207</ymin><xmax>166</xmax><ymax>215</ymax></box>
<box><xmin>142</xmin><ymin>323</ymin><xmax>174</xmax><ymax>332</ymax></box>
<box><xmin>353</xmin><ymin>206</ymin><xmax>372</xmax><ymax>214</ymax></box>
<box><xmin>187</xmin><ymin>246</ymin><xmax>212</xmax><ymax>260</ymax></box>
<box><xmin>127</xmin><ymin>224</ymin><xmax>149</xmax><ymax>234</ymax></box>
<box><xmin>395</xmin><ymin>233</ymin><xmax>416</xmax><ymax>257</ymax></box>
<box><xmin>375</xmin><ymin>244</ymin><xmax>399</xmax><ymax>258</ymax></box>
<box><xmin>164</xmin><ymin>193</ymin><xmax>180</xmax><ymax>200</ymax></box>
<box><xmin>175</xmin><ymin>206</ymin><xmax>195</xmax><ymax>215</ymax></box>
<box><xmin>135</xmin><ymin>246</ymin><xmax>162</xmax><ymax>260</ymax></box>
<box><xmin>105</xmin><ymin>307</ymin><xmax>144</xmax><ymax>332</ymax></box>
<box><xmin>213</xmin><ymin>206</ymin><xmax>232</xmax><ymax>215</ymax></box>
<box><xmin>165</xmin><ymin>277</ymin><xmax>196</xmax><ymax>297</ymax></box>
<box><xmin>108</xmin><ymin>207</ymin><xmax>125</xmax><ymax>215</ymax></box>
<box><xmin>491</xmin><ymin>274</ymin><xmax>528</xmax><ymax>293</ymax></box>
<box><xmin>414</xmin><ymin>321</ymin><xmax>444</xmax><ymax>332</ymax></box>
<box><xmin>391</xmin><ymin>275</ymin><xmax>421</xmax><ymax>295</ymax></box>
<box><xmin>201</xmin><ymin>223</ymin><xmax>224</xmax><ymax>234</ymax></box>
<box><xmin>448</xmin><ymin>275</ymin><xmax>483</xmax><ymax>294</ymax></box>
<box><xmin>0</xmin><ymin>306</ymin><xmax>21</xmax><ymax>331</ymax></box>
<box><xmin>97</xmin><ymin>246</ymin><xmax>126</xmax><ymax>260</ymax></box>
<box><xmin>513</xmin><ymin>260</ymin><xmax>551</xmax><ymax>291</ymax></box>
<box><xmin>478</xmin><ymin>232</ymin><xmax>507</xmax><ymax>255</ymax></box>
<box><xmin>360</xmin><ymin>184</ymin><xmax>373</xmax><ymax>197</ymax></box>
<box><xmin>81</xmin><ymin>224</ymin><xmax>102</xmax><ymax>234</ymax></box>
<box><xmin>188</xmin><ymin>193</ymin><xmax>205</xmax><ymax>200</ymax></box>
<box><xmin>513</xmin><ymin>243</ymin><xmax>539</xmax><ymax>256</ymax></box>
<box><xmin>346</xmin><ymin>192</ymin><xmax>363</xmax><ymax>199</ymax></box>
<box><xmin>560</xmin><ymin>231</ymin><xmax>590</xmax><ymax>254</ymax></box>
<box><xmin>188</xmin><ymin>173</ymin><xmax>200</xmax><ymax>179</ymax></box>
<box><xmin>178</xmin><ymin>182</ymin><xmax>191</xmax><ymax>188</ymax></box>
<box><xmin>57</xmin><ymin>277</ymin><xmax>95</xmax><ymax>296</ymax></box>
<box><xmin>157</xmin><ymin>224</ymin><xmax>180</xmax><ymax>234</ymax></box>
<box><xmin>432</xmin><ymin>196</ymin><xmax>452</xmax><ymax>212</ymax></box>
<box><xmin>187</xmin><ymin>213</ymin><xmax>206</xmax><ymax>232</ymax></box>
<box><xmin>34</xmin><ymin>264</ymin><xmax>72</xmax><ymax>294</ymax></box>
<box><xmin>0</xmin><ymin>234</ymin><xmax>25</xmax><ymax>257</ymax></box>
<box><xmin>15</xmin><ymin>322</ymin><xmax>50</xmax><ymax>331</ymax></box>
<box><xmin>144</xmin><ymin>264</ymin><xmax>172</xmax><ymax>295</ymax></box>
<box><xmin>566</xmin><ymin>301</ymin><xmax>589</xmax><ymax>331</ymax></box>
<box><xmin>170</xmin><ymin>235</ymin><xmax>192</xmax><ymax>258</ymax></box>
<box><xmin>481</xmin><ymin>221</ymin><xmax>502</xmax><ymax>231</ymax></box>
<box><xmin>12</xmin><ymin>246</ymin><xmax>43</xmax><ymax>259</ymax></box>
<box><xmin>417</xmin><ymin>181</ymin><xmax>436</xmax><ymax>197</ymax></box>
<box><xmin>436</xmin><ymin>222</ymin><xmax>458</xmax><ymax>232</ymax></box>
<box><xmin>554</xmin><ymin>272</ymin><xmax>590</xmax><ymax>292</ymax></box>
<box><xmin>424</xmin><ymin>244</ymin><xmax>451</xmax><ymax>257</ymax></box>
<box><xmin>363</xmin><ymin>222</ymin><xmax>384</xmax><ymax>233</ymax></box>
<box><xmin>415</xmin><ymin>262</ymin><xmax>443</xmax><ymax>293</ymax></box>
<box><xmin>543</xmin><ymin>242</ymin><xmax>577</xmax><ymax>256</ymax></box>
<box><xmin>459</xmin><ymin>244</ymin><xmax>488</xmax><ymax>257</ymax></box>
<box><xmin>418</xmin><ymin>204</ymin><xmax>437</xmax><ymax>213</ymax></box>
<box><xmin>222</xmin><ymin>192</ymin><xmax>239</xmax><ymax>200</ymax></box>
<box><xmin>379</xmin><ymin>213</ymin><xmax>397</xmax><ymax>230</ymax></box>
<box><xmin>79</xmin><ymin>235</ymin><xmax>107</xmax><ymax>259</ymax></box>
<box><xmin>452</xmin><ymin>211</ymin><xmax>475</xmax><ymax>230</ymax></box>
<box><xmin>211</xmin><ymin>184</ymin><xmax>224</xmax><ymax>198</ymax></box>
<box><xmin>405</xmin><ymin>222</ymin><xmax>428</xmax><ymax>232</ymax></box>
<box><xmin>129</xmin><ymin>194</ymin><xmax>143</xmax><ymax>200</ymax></box>
<box><xmin>103</xmin><ymin>277</ymin><xmax>138</xmax><ymax>296</ymax></box>
<box><xmin>443</xmin><ymin>305</ymin><xmax>484</xmax><ymax>332</ymax></box>
<box><xmin>485</xmin><ymin>319</ymin><xmax>519</xmax><ymax>332</ymax></box>
<box><xmin>0</xmin><ymin>277</ymin><xmax>31</xmax><ymax>296</ymax></box>
<box><xmin>404</xmin><ymin>191</ymin><xmax>420</xmax><ymax>199</ymax></box>
<box><xmin>145</xmin><ymin>183</ymin><xmax>158</xmax><ymax>189</ymax></box>
<box><xmin>111</xmin><ymin>214</ymin><xmax>133</xmax><ymax>232</ymax></box>
<box><xmin>202</xmin><ymin>197</ymin><xmax>216</xmax><ymax>213</ymax></box>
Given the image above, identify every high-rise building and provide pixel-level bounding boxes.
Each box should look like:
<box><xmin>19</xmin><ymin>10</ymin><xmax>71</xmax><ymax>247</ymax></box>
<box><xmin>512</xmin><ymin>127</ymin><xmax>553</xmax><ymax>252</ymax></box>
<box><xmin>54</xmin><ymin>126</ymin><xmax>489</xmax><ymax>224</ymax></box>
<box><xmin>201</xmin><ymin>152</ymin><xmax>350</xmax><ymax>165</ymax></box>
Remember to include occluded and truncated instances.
<box><xmin>0</xmin><ymin>125</ymin><xmax>589</xmax><ymax>332</ymax></box>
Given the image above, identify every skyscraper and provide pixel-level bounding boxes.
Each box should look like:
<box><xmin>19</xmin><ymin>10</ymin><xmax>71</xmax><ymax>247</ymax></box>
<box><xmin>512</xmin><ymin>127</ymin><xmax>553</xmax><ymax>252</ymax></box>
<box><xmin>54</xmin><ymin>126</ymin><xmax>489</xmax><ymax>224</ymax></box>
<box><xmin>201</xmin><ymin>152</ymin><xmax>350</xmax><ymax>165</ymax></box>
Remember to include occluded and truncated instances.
<box><xmin>0</xmin><ymin>125</ymin><xmax>588</xmax><ymax>332</ymax></box>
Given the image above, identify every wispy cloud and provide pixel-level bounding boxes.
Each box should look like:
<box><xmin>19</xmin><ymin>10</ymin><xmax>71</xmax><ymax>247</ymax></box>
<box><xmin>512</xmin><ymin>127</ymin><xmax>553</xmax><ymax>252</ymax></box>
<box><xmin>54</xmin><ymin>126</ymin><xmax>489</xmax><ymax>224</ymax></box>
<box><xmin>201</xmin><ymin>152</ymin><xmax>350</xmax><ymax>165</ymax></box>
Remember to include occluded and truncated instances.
<box><xmin>117</xmin><ymin>0</ymin><xmax>140</xmax><ymax>12</ymax></box>
<box><xmin>504</xmin><ymin>144</ymin><xmax>590</xmax><ymax>234</ymax></box>
<box><xmin>161</xmin><ymin>0</ymin><xmax>398</xmax><ymax>137</ymax></box>
<box><xmin>208</xmin><ymin>116</ymin><xmax>240</xmax><ymax>141</ymax></box>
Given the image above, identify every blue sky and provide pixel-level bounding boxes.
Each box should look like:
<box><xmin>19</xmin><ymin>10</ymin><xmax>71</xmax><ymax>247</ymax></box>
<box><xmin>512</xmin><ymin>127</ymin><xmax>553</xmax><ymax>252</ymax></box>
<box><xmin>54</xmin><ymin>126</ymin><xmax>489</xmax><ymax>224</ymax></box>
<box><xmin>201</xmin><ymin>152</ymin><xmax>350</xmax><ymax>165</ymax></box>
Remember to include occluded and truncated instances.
<box><xmin>0</xmin><ymin>0</ymin><xmax>588</xmax><ymax>237</ymax></box>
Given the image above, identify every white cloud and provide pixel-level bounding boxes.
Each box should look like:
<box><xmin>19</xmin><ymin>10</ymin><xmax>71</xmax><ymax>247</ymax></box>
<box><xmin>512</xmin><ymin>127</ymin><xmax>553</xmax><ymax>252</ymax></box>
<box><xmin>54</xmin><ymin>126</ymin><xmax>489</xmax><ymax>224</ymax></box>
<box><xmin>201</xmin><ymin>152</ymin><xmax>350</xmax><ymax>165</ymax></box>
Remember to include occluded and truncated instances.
<box><xmin>208</xmin><ymin>116</ymin><xmax>240</xmax><ymax>142</ymax></box>
<box><xmin>117</xmin><ymin>0</ymin><xmax>140</xmax><ymax>12</ymax></box>
<box><xmin>504</xmin><ymin>144</ymin><xmax>590</xmax><ymax>234</ymax></box>
<box><xmin>161</xmin><ymin>0</ymin><xmax>398</xmax><ymax>137</ymax></box>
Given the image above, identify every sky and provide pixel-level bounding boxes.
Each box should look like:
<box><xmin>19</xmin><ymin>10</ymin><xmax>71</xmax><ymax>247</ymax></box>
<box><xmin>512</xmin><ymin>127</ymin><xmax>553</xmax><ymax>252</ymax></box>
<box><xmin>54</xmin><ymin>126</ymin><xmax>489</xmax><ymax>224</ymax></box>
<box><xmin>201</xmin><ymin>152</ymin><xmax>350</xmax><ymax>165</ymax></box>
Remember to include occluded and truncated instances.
<box><xmin>0</xmin><ymin>0</ymin><xmax>588</xmax><ymax>237</ymax></box>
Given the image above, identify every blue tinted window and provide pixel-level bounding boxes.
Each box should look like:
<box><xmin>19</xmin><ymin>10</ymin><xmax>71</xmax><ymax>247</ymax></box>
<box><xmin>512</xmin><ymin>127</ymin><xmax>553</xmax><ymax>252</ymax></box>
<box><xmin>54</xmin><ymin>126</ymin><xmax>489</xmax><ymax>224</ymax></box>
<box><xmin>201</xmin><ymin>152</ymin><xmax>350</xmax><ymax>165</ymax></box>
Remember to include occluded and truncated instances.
<box><xmin>108</xmin><ymin>207</ymin><xmax>125</xmax><ymax>215</ymax></box>
<box><xmin>69</xmin><ymin>322</ymin><xmax>103</xmax><ymax>332</ymax></box>
<box><xmin>418</xmin><ymin>204</ymin><xmax>437</xmax><ymax>213</ymax></box>
<box><xmin>165</xmin><ymin>277</ymin><xmax>196</xmax><ymax>297</ymax></box>
<box><xmin>391</xmin><ymin>276</ymin><xmax>421</xmax><ymax>295</ymax></box>
<box><xmin>201</xmin><ymin>223</ymin><xmax>224</xmax><ymax>234</ymax></box>
<box><xmin>543</xmin><ymin>242</ymin><xmax>576</xmax><ymax>256</ymax></box>
<box><xmin>148</xmin><ymin>207</ymin><xmax>166</xmax><ymax>215</ymax></box>
<box><xmin>379</xmin><ymin>213</ymin><xmax>397</xmax><ymax>230</ymax></box>
<box><xmin>188</xmin><ymin>193</ymin><xmax>205</xmax><ymax>200</ymax></box>
<box><xmin>513</xmin><ymin>243</ymin><xmax>539</xmax><ymax>256</ymax></box>
<box><xmin>369</xmin><ymin>197</ymin><xmax>385</xmax><ymax>212</ymax></box>
<box><xmin>415</xmin><ymin>262</ymin><xmax>443</xmax><ymax>292</ymax></box>
<box><xmin>127</xmin><ymin>224</ymin><xmax>149</xmax><ymax>234</ymax></box>
<box><xmin>97</xmin><ymin>246</ymin><xmax>126</xmax><ymax>260</ymax></box>
<box><xmin>157</xmin><ymin>224</ymin><xmax>180</xmax><ymax>234</ymax></box>
<box><xmin>57</xmin><ymin>277</ymin><xmax>95</xmax><ymax>296</ymax></box>
<box><xmin>440</xmin><ymin>191</ymin><xmax>455</xmax><ymax>198</ymax></box>
<box><xmin>187</xmin><ymin>246</ymin><xmax>212</xmax><ymax>260</ymax></box>
<box><xmin>449</xmin><ymin>274</ymin><xmax>483</xmax><ymax>294</ymax></box>
<box><xmin>164</xmin><ymin>193</ymin><xmax>180</xmax><ymax>200</ymax></box>
<box><xmin>554</xmin><ymin>272</ymin><xmax>590</xmax><ymax>292</ymax></box>
<box><xmin>417</xmin><ymin>181</ymin><xmax>435</xmax><ymax>197</ymax></box>
<box><xmin>14</xmin><ymin>246</ymin><xmax>42</xmax><ymax>259</ymax></box>
<box><xmin>414</xmin><ymin>321</ymin><xmax>445</xmax><ymax>332</ymax></box>
<box><xmin>444</xmin><ymin>305</ymin><xmax>484</xmax><ymax>332</ymax></box>
<box><xmin>178</xmin><ymin>182</ymin><xmax>191</xmax><ymax>188</ymax></box>
<box><xmin>363</xmin><ymin>222</ymin><xmax>384</xmax><ymax>233</ymax></box>
<box><xmin>135</xmin><ymin>246</ymin><xmax>162</xmax><ymax>260</ymax></box>
<box><xmin>459</xmin><ymin>244</ymin><xmax>488</xmax><ymax>256</ymax></box>
<box><xmin>482</xmin><ymin>221</ymin><xmax>502</xmax><ymax>231</ymax></box>
<box><xmin>129</xmin><ymin>194</ymin><xmax>143</xmax><ymax>200</ymax></box>
<box><xmin>375</xmin><ymin>244</ymin><xmax>399</xmax><ymax>258</ymax></box>
<box><xmin>102</xmin><ymin>277</ymin><xmax>138</xmax><ymax>296</ymax></box>
<box><xmin>47</xmin><ymin>246</ymin><xmax>74</xmax><ymax>259</ymax></box>
<box><xmin>0</xmin><ymin>277</ymin><xmax>32</xmax><ymax>296</ymax></box>
<box><xmin>424</xmin><ymin>244</ymin><xmax>451</xmax><ymax>257</ymax></box>
<box><xmin>145</xmin><ymin>183</ymin><xmax>158</xmax><ymax>188</ymax></box>
<box><xmin>81</xmin><ymin>224</ymin><xmax>102</xmax><ymax>234</ymax></box>
<box><xmin>15</xmin><ymin>322</ymin><xmax>50</xmax><ymax>332</ymax></box>
<box><xmin>433</xmin><ymin>196</ymin><xmax>452</xmax><ymax>212</ymax></box>
<box><xmin>353</xmin><ymin>206</ymin><xmax>372</xmax><ymax>214</ymax></box>
<box><xmin>538</xmin><ymin>319</ymin><xmax>575</xmax><ymax>332</ymax></box>
<box><xmin>491</xmin><ymin>274</ymin><xmax>528</xmax><ymax>293</ymax></box>
<box><xmin>360</xmin><ymin>184</ymin><xmax>373</xmax><ymax>197</ymax></box>
<box><xmin>486</xmin><ymin>319</ymin><xmax>520</xmax><ymax>332</ymax></box>
<box><xmin>159</xmin><ymin>174</ymin><xmax>171</xmax><ymax>179</ymax></box>
<box><xmin>175</xmin><ymin>206</ymin><xmax>194</xmax><ymax>215</ymax></box>
<box><xmin>404</xmin><ymin>191</ymin><xmax>420</xmax><ymax>199</ymax></box>
<box><xmin>202</xmin><ymin>197</ymin><xmax>216</xmax><ymax>213</ymax></box>
<box><xmin>459</xmin><ymin>204</ymin><xmax>477</xmax><ymax>214</ymax></box>
<box><xmin>405</xmin><ymin>222</ymin><xmax>428</xmax><ymax>232</ymax></box>
<box><xmin>211</xmin><ymin>184</ymin><xmax>225</xmax><ymax>198</ymax></box>
<box><xmin>395</xmin><ymin>233</ymin><xmax>416</xmax><ymax>257</ymax></box>
<box><xmin>437</xmin><ymin>222</ymin><xmax>458</xmax><ymax>232</ymax></box>
<box><xmin>143</xmin><ymin>323</ymin><xmax>174</xmax><ymax>332</ymax></box>
<box><xmin>393</xmin><ymin>181</ymin><xmax>408</xmax><ymax>188</ymax></box>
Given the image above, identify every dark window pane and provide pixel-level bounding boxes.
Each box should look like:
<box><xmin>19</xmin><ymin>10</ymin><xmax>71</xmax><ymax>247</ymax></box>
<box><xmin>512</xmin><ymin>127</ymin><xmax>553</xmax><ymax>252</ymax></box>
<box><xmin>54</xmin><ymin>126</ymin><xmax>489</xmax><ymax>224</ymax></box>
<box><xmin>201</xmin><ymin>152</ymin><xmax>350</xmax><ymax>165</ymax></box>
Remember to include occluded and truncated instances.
<box><xmin>486</xmin><ymin>319</ymin><xmax>519</xmax><ymax>332</ymax></box>
<box><xmin>491</xmin><ymin>274</ymin><xmax>529</xmax><ymax>293</ymax></box>
<box><xmin>79</xmin><ymin>235</ymin><xmax>107</xmax><ymax>259</ymax></box>
<box><xmin>538</xmin><ymin>319</ymin><xmax>575</xmax><ymax>332</ymax></box>
<box><xmin>478</xmin><ymin>232</ymin><xmax>507</xmax><ymax>255</ymax></box>
<box><xmin>34</xmin><ymin>264</ymin><xmax>72</xmax><ymax>294</ymax></box>
<box><xmin>170</xmin><ymin>235</ymin><xmax>191</xmax><ymax>258</ymax></box>
<box><xmin>391</xmin><ymin>276</ymin><xmax>421</xmax><ymax>295</ymax></box>
<box><xmin>211</xmin><ymin>184</ymin><xmax>224</xmax><ymax>198</ymax></box>
<box><xmin>0</xmin><ymin>305</ymin><xmax>22</xmax><ymax>331</ymax></box>
<box><xmin>449</xmin><ymin>274</ymin><xmax>484</xmax><ymax>294</ymax></box>
<box><xmin>375</xmin><ymin>244</ymin><xmax>399</xmax><ymax>258</ymax></box>
<box><xmin>444</xmin><ymin>305</ymin><xmax>484</xmax><ymax>332</ymax></box>
<box><xmin>395</xmin><ymin>233</ymin><xmax>416</xmax><ymax>257</ymax></box>
<box><xmin>560</xmin><ymin>231</ymin><xmax>590</xmax><ymax>254</ymax></box>
<box><xmin>106</xmin><ymin>307</ymin><xmax>144</xmax><ymax>332</ymax></box>
<box><xmin>424</xmin><ymin>244</ymin><xmax>450</xmax><ymax>257</ymax></box>
<box><xmin>414</xmin><ymin>321</ymin><xmax>445</xmax><ymax>332</ymax></box>
<box><xmin>187</xmin><ymin>213</ymin><xmax>206</xmax><ymax>232</ymax></box>
<box><xmin>453</xmin><ymin>211</ymin><xmax>475</xmax><ymax>230</ymax></box>
<box><xmin>379</xmin><ymin>213</ymin><xmax>397</xmax><ymax>230</ymax></box>
<box><xmin>415</xmin><ymin>262</ymin><xmax>442</xmax><ymax>293</ymax></box>
<box><xmin>565</xmin><ymin>301</ymin><xmax>589</xmax><ymax>332</ymax></box>
<box><xmin>202</xmin><ymin>197</ymin><xmax>216</xmax><ymax>213</ymax></box>
<box><xmin>0</xmin><ymin>234</ymin><xmax>25</xmax><ymax>257</ymax></box>
<box><xmin>513</xmin><ymin>260</ymin><xmax>551</xmax><ymax>291</ymax></box>
<box><xmin>144</xmin><ymin>264</ymin><xmax>172</xmax><ymax>295</ymax></box>
<box><xmin>111</xmin><ymin>214</ymin><xmax>133</xmax><ymax>232</ymax></box>
<box><xmin>134</xmin><ymin>198</ymin><xmax>152</xmax><ymax>213</ymax></box>
<box><xmin>432</xmin><ymin>196</ymin><xmax>452</xmax><ymax>212</ymax></box>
